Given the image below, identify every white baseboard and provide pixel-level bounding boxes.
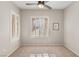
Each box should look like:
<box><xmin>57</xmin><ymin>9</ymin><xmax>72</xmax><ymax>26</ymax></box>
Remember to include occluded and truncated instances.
<box><xmin>6</xmin><ymin>45</ymin><xmax>20</xmax><ymax>57</ymax></box>
<box><xmin>64</xmin><ymin>45</ymin><xmax>79</xmax><ymax>56</ymax></box>
<box><xmin>21</xmin><ymin>43</ymin><xmax>64</xmax><ymax>46</ymax></box>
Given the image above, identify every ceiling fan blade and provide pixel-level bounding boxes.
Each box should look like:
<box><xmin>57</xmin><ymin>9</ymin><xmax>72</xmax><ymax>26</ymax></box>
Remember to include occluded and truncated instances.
<box><xmin>26</xmin><ymin>3</ymin><xmax>37</xmax><ymax>5</ymax></box>
<box><xmin>44</xmin><ymin>5</ymin><xmax>52</xmax><ymax>9</ymax></box>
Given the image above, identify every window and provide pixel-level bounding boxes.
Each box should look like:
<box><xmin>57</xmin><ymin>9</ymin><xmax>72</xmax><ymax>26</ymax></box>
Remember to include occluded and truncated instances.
<box><xmin>12</xmin><ymin>14</ymin><xmax>16</xmax><ymax>37</ymax></box>
<box><xmin>12</xmin><ymin>14</ymin><xmax>18</xmax><ymax>38</ymax></box>
<box><xmin>10</xmin><ymin>10</ymin><xmax>20</xmax><ymax>41</ymax></box>
<box><xmin>32</xmin><ymin>16</ymin><xmax>49</xmax><ymax>38</ymax></box>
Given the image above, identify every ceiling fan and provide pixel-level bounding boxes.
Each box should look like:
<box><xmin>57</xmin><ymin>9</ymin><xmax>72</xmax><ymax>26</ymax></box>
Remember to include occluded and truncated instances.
<box><xmin>25</xmin><ymin>1</ymin><xmax>52</xmax><ymax>9</ymax></box>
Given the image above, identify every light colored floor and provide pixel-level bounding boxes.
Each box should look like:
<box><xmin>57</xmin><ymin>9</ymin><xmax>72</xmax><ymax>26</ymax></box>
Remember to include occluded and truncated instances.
<box><xmin>9</xmin><ymin>45</ymin><xmax>78</xmax><ymax>57</ymax></box>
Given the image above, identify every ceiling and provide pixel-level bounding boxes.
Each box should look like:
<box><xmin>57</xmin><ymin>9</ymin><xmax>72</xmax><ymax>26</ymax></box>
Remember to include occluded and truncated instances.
<box><xmin>13</xmin><ymin>1</ymin><xmax>72</xmax><ymax>10</ymax></box>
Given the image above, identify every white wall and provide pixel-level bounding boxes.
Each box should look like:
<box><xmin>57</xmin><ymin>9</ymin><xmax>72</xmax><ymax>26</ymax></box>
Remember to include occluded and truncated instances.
<box><xmin>21</xmin><ymin>9</ymin><xmax>64</xmax><ymax>45</ymax></box>
<box><xmin>64</xmin><ymin>2</ymin><xmax>79</xmax><ymax>56</ymax></box>
<box><xmin>0</xmin><ymin>2</ymin><xmax>20</xmax><ymax>56</ymax></box>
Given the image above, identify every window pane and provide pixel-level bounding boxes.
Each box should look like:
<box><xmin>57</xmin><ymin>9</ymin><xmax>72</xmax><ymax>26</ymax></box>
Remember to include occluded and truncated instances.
<box><xmin>32</xmin><ymin>16</ymin><xmax>48</xmax><ymax>38</ymax></box>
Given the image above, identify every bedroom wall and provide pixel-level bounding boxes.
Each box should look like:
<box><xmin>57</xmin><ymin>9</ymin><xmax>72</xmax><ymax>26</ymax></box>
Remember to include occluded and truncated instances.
<box><xmin>0</xmin><ymin>2</ymin><xmax>20</xmax><ymax>56</ymax></box>
<box><xmin>64</xmin><ymin>2</ymin><xmax>79</xmax><ymax>56</ymax></box>
<box><xmin>21</xmin><ymin>9</ymin><xmax>64</xmax><ymax>45</ymax></box>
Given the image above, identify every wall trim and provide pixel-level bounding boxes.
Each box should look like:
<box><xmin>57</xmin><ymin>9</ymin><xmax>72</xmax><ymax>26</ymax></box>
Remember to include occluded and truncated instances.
<box><xmin>6</xmin><ymin>45</ymin><xmax>20</xmax><ymax>57</ymax></box>
<box><xmin>64</xmin><ymin>45</ymin><xmax>79</xmax><ymax>56</ymax></box>
<box><xmin>21</xmin><ymin>43</ymin><xmax>64</xmax><ymax>46</ymax></box>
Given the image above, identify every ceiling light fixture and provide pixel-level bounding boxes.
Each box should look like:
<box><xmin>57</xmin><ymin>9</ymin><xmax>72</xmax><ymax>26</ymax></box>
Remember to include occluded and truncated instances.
<box><xmin>38</xmin><ymin>1</ymin><xmax>44</xmax><ymax>8</ymax></box>
<box><xmin>38</xmin><ymin>4</ymin><xmax>44</xmax><ymax>8</ymax></box>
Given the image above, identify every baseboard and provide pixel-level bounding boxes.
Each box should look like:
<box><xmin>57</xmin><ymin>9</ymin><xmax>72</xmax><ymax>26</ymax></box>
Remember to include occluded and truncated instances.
<box><xmin>64</xmin><ymin>45</ymin><xmax>79</xmax><ymax>56</ymax></box>
<box><xmin>21</xmin><ymin>43</ymin><xmax>64</xmax><ymax>46</ymax></box>
<box><xmin>6</xmin><ymin>46</ymin><xmax>20</xmax><ymax>57</ymax></box>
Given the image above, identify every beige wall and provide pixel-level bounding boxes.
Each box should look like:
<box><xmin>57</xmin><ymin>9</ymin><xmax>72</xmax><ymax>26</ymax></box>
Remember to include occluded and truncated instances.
<box><xmin>21</xmin><ymin>9</ymin><xmax>64</xmax><ymax>45</ymax></box>
<box><xmin>0</xmin><ymin>2</ymin><xmax>20</xmax><ymax>56</ymax></box>
<box><xmin>64</xmin><ymin>2</ymin><xmax>79</xmax><ymax>56</ymax></box>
